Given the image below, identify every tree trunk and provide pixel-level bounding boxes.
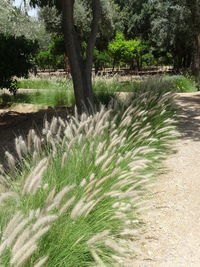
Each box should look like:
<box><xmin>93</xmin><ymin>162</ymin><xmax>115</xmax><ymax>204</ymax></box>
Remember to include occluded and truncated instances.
<box><xmin>192</xmin><ymin>34</ymin><xmax>200</xmax><ymax>90</ymax></box>
<box><xmin>112</xmin><ymin>57</ymin><xmax>116</xmax><ymax>72</ymax></box>
<box><xmin>60</xmin><ymin>0</ymin><xmax>101</xmax><ymax>112</ymax></box>
<box><xmin>187</xmin><ymin>0</ymin><xmax>200</xmax><ymax>90</ymax></box>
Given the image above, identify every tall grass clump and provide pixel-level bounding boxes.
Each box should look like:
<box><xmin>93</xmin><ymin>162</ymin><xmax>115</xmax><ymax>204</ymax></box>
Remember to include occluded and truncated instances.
<box><xmin>0</xmin><ymin>85</ymin><xmax>177</xmax><ymax>266</ymax></box>
<box><xmin>93</xmin><ymin>76</ymin><xmax>137</xmax><ymax>93</ymax></box>
<box><xmin>164</xmin><ymin>75</ymin><xmax>197</xmax><ymax>92</ymax></box>
<box><xmin>0</xmin><ymin>89</ymin><xmax>75</xmax><ymax>107</ymax></box>
<box><xmin>27</xmin><ymin>89</ymin><xmax>75</xmax><ymax>107</ymax></box>
<box><xmin>17</xmin><ymin>78</ymin><xmax>73</xmax><ymax>91</ymax></box>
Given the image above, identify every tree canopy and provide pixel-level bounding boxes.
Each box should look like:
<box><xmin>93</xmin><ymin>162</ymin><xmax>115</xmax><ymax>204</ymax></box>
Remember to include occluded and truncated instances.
<box><xmin>1</xmin><ymin>0</ymin><xmax>200</xmax><ymax>103</ymax></box>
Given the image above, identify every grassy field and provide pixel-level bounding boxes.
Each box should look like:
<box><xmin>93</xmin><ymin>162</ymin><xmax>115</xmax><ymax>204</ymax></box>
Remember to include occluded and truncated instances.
<box><xmin>0</xmin><ymin>75</ymin><xmax>197</xmax><ymax>108</ymax></box>
<box><xmin>0</xmin><ymin>79</ymin><xmax>177</xmax><ymax>266</ymax></box>
<box><xmin>16</xmin><ymin>75</ymin><xmax>196</xmax><ymax>93</ymax></box>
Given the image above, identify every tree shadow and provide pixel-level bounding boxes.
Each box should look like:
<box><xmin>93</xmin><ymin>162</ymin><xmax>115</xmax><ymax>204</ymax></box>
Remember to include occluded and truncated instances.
<box><xmin>0</xmin><ymin>107</ymin><xmax>72</xmax><ymax>166</ymax></box>
<box><xmin>176</xmin><ymin>93</ymin><xmax>200</xmax><ymax>141</ymax></box>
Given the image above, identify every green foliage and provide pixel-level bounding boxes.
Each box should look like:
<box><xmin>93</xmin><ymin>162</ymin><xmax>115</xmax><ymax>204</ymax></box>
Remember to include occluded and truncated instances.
<box><xmin>36</xmin><ymin>0</ymin><xmax>122</xmax><ymax>48</ymax></box>
<box><xmin>5</xmin><ymin>78</ymin><xmax>74</xmax><ymax>106</ymax></box>
<box><xmin>49</xmin><ymin>36</ymin><xmax>65</xmax><ymax>56</ymax></box>
<box><xmin>0</xmin><ymin>90</ymin><xmax>74</xmax><ymax>107</ymax></box>
<box><xmin>164</xmin><ymin>75</ymin><xmax>197</xmax><ymax>92</ymax></box>
<box><xmin>108</xmin><ymin>31</ymin><xmax>126</xmax><ymax>65</ymax></box>
<box><xmin>108</xmin><ymin>32</ymin><xmax>154</xmax><ymax>69</ymax></box>
<box><xmin>17</xmin><ymin>77</ymin><xmax>68</xmax><ymax>90</ymax></box>
<box><xmin>150</xmin><ymin>0</ymin><xmax>194</xmax><ymax>70</ymax></box>
<box><xmin>114</xmin><ymin>0</ymin><xmax>153</xmax><ymax>39</ymax></box>
<box><xmin>93</xmin><ymin>49</ymin><xmax>111</xmax><ymax>72</ymax></box>
<box><xmin>35</xmin><ymin>51</ymin><xmax>64</xmax><ymax>70</ymax></box>
<box><xmin>0</xmin><ymin>34</ymin><xmax>38</xmax><ymax>94</ymax></box>
<box><xmin>0</xmin><ymin>0</ymin><xmax>51</xmax><ymax>51</ymax></box>
<box><xmin>35</xmin><ymin>36</ymin><xmax>66</xmax><ymax>70</ymax></box>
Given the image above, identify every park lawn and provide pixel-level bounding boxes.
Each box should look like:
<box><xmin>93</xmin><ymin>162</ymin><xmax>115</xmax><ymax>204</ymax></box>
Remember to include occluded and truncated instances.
<box><xmin>0</xmin><ymin>75</ymin><xmax>197</xmax><ymax>108</ymax></box>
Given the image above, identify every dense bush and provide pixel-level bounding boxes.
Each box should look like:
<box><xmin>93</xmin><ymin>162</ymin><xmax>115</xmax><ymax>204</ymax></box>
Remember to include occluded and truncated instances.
<box><xmin>35</xmin><ymin>51</ymin><xmax>64</xmax><ymax>70</ymax></box>
<box><xmin>0</xmin><ymin>34</ymin><xmax>38</xmax><ymax>94</ymax></box>
<box><xmin>108</xmin><ymin>32</ymin><xmax>154</xmax><ymax>70</ymax></box>
<box><xmin>35</xmin><ymin>37</ymin><xmax>66</xmax><ymax>70</ymax></box>
<box><xmin>164</xmin><ymin>75</ymin><xmax>197</xmax><ymax>92</ymax></box>
<box><xmin>0</xmin><ymin>83</ymin><xmax>177</xmax><ymax>266</ymax></box>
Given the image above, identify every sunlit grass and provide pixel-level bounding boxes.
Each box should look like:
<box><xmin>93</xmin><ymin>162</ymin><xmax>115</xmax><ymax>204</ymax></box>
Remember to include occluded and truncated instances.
<box><xmin>1</xmin><ymin>75</ymin><xmax>195</xmax><ymax>108</ymax></box>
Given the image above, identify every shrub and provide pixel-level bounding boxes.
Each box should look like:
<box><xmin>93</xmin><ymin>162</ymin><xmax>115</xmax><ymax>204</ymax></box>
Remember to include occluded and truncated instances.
<box><xmin>35</xmin><ymin>51</ymin><xmax>64</xmax><ymax>70</ymax></box>
<box><xmin>0</xmin><ymin>83</ymin><xmax>177</xmax><ymax>266</ymax></box>
<box><xmin>164</xmin><ymin>75</ymin><xmax>197</xmax><ymax>92</ymax></box>
<box><xmin>0</xmin><ymin>34</ymin><xmax>38</xmax><ymax>94</ymax></box>
<box><xmin>108</xmin><ymin>32</ymin><xmax>154</xmax><ymax>70</ymax></box>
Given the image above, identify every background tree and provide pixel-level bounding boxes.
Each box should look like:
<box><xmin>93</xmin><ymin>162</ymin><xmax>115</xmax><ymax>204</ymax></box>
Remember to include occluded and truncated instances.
<box><xmin>0</xmin><ymin>0</ymin><xmax>51</xmax><ymax>50</ymax></box>
<box><xmin>108</xmin><ymin>32</ymin><xmax>152</xmax><ymax>70</ymax></box>
<box><xmin>186</xmin><ymin>0</ymin><xmax>200</xmax><ymax>88</ymax></box>
<box><xmin>150</xmin><ymin>0</ymin><xmax>193</xmax><ymax>72</ymax></box>
<box><xmin>0</xmin><ymin>33</ymin><xmax>38</xmax><ymax>94</ymax></box>
<box><xmin>31</xmin><ymin>0</ymin><xmax>121</xmax><ymax>111</ymax></box>
<box><xmin>114</xmin><ymin>0</ymin><xmax>153</xmax><ymax>40</ymax></box>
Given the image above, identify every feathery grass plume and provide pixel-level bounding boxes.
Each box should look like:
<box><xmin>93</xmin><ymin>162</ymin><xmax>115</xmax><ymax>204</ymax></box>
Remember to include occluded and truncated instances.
<box><xmin>58</xmin><ymin>117</ymin><xmax>66</xmax><ymax>127</ymax></box>
<box><xmin>95</xmin><ymin>172</ymin><xmax>118</xmax><ymax>188</ymax></box>
<box><xmin>4</xmin><ymin>216</ymin><xmax>31</xmax><ymax>247</ymax></box>
<box><xmin>0</xmin><ymin>175</ymin><xmax>10</xmax><ymax>188</ymax></box>
<box><xmin>74</xmin><ymin>200</ymin><xmax>96</xmax><ymax>218</ymax></box>
<box><xmin>32</xmin><ymin>215</ymin><xmax>58</xmax><ymax>232</ymax></box>
<box><xmin>5</xmin><ymin>151</ymin><xmax>15</xmax><ymax>172</ymax></box>
<box><xmin>59</xmin><ymin>196</ymin><xmax>76</xmax><ymax>215</ymax></box>
<box><xmin>12</xmin><ymin>225</ymin><xmax>32</xmax><ymax>255</ymax></box>
<box><xmin>32</xmin><ymin>151</ymin><xmax>39</xmax><ymax>164</ymax></box>
<box><xmin>105</xmin><ymin>238</ymin><xmax>126</xmax><ymax>256</ymax></box>
<box><xmin>33</xmin><ymin>256</ymin><xmax>48</xmax><ymax>267</ymax></box>
<box><xmin>27</xmin><ymin>129</ymin><xmax>36</xmax><ymax>151</ymax></box>
<box><xmin>87</xmin><ymin>230</ymin><xmax>110</xmax><ymax>246</ymax></box>
<box><xmin>0</xmin><ymin>192</ymin><xmax>19</xmax><ymax>205</ymax></box>
<box><xmin>70</xmin><ymin>198</ymin><xmax>85</xmax><ymax>219</ymax></box>
<box><xmin>90</xmin><ymin>249</ymin><xmax>107</xmax><ymax>267</ymax></box>
<box><xmin>85</xmin><ymin>188</ymin><xmax>101</xmax><ymax>201</ymax></box>
<box><xmin>47</xmin><ymin>185</ymin><xmax>75</xmax><ymax>212</ymax></box>
<box><xmin>44</xmin><ymin>188</ymin><xmax>56</xmax><ymax>208</ymax></box>
<box><xmin>14</xmin><ymin>244</ymin><xmax>37</xmax><ymax>267</ymax></box>
<box><xmin>50</xmin><ymin>117</ymin><xmax>58</xmax><ymax>135</ymax></box>
<box><xmin>0</xmin><ymin>164</ymin><xmax>5</xmax><ymax>175</ymax></box>
<box><xmin>95</xmin><ymin>151</ymin><xmax>109</xmax><ymax>167</ymax></box>
<box><xmin>23</xmin><ymin>158</ymin><xmax>48</xmax><ymax>195</ymax></box>
<box><xmin>33</xmin><ymin>136</ymin><xmax>42</xmax><ymax>154</ymax></box>
<box><xmin>15</xmin><ymin>137</ymin><xmax>23</xmax><ymax>159</ymax></box>
<box><xmin>11</xmin><ymin>226</ymin><xmax>50</xmax><ymax>266</ymax></box>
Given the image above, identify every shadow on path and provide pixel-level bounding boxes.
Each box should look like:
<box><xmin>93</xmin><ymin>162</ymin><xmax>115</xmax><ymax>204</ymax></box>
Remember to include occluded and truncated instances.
<box><xmin>176</xmin><ymin>92</ymin><xmax>200</xmax><ymax>141</ymax></box>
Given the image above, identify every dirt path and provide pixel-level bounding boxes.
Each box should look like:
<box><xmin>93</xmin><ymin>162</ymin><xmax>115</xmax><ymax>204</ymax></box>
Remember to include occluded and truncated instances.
<box><xmin>133</xmin><ymin>92</ymin><xmax>200</xmax><ymax>266</ymax></box>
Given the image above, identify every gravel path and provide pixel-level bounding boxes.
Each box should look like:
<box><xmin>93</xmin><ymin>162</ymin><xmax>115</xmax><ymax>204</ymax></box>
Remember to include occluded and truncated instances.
<box><xmin>132</xmin><ymin>92</ymin><xmax>200</xmax><ymax>267</ymax></box>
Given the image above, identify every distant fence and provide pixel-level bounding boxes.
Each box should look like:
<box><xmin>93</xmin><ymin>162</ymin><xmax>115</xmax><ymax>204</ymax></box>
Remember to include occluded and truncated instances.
<box><xmin>31</xmin><ymin>66</ymin><xmax>173</xmax><ymax>78</ymax></box>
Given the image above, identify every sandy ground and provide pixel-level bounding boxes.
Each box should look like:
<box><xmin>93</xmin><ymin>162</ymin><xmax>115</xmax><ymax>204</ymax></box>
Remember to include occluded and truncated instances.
<box><xmin>132</xmin><ymin>92</ymin><xmax>200</xmax><ymax>267</ymax></box>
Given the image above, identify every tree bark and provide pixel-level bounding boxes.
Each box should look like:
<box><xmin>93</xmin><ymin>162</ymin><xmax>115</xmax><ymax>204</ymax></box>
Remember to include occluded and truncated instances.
<box><xmin>84</xmin><ymin>0</ymin><xmax>101</xmax><ymax>106</ymax></box>
<box><xmin>187</xmin><ymin>0</ymin><xmax>200</xmax><ymax>90</ymax></box>
<box><xmin>60</xmin><ymin>0</ymin><xmax>101</xmax><ymax>112</ymax></box>
<box><xmin>192</xmin><ymin>34</ymin><xmax>200</xmax><ymax>90</ymax></box>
